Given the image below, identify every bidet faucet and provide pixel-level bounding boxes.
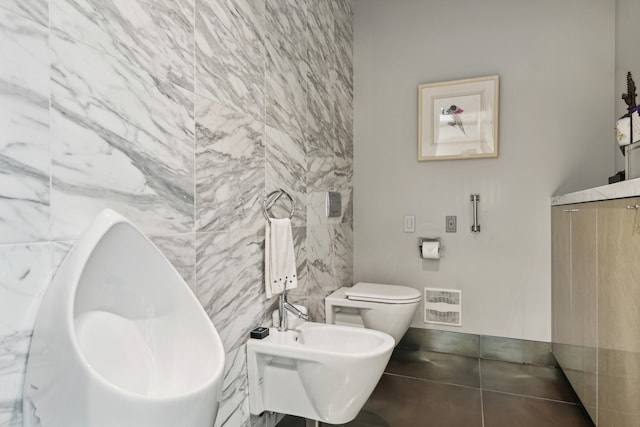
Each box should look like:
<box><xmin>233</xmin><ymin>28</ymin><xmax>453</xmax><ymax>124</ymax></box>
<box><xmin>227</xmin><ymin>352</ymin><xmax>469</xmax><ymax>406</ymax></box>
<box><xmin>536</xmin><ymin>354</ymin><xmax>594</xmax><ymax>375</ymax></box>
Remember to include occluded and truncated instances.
<box><xmin>278</xmin><ymin>291</ymin><xmax>309</xmax><ymax>332</ymax></box>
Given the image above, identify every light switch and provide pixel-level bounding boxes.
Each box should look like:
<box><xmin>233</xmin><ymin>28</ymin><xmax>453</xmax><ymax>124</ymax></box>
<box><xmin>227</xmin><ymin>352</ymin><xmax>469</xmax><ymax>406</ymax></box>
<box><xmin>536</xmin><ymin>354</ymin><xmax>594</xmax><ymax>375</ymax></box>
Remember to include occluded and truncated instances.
<box><xmin>404</xmin><ymin>215</ymin><xmax>415</xmax><ymax>233</ymax></box>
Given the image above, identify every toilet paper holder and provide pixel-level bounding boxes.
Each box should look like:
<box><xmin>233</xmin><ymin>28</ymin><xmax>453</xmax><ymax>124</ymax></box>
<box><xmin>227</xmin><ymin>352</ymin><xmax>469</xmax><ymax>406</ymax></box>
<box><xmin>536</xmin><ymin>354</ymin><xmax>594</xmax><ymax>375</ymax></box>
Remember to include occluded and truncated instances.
<box><xmin>418</xmin><ymin>237</ymin><xmax>443</xmax><ymax>258</ymax></box>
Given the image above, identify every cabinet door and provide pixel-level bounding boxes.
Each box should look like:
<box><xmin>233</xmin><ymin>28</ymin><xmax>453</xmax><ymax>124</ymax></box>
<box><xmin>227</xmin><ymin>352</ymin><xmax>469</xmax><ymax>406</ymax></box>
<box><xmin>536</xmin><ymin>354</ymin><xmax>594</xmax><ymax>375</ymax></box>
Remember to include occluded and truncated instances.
<box><xmin>552</xmin><ymin>204</ymin><xmax>597</xmax><ymax>422</ymax></box>
<box><xmin>568</xmin><ymin>204</ymin><xmax>597</xmax><ymax>421</ymax></box>
<box><xmin>551</xmin><ymin>205</ymin><xmax>571</xmax><ymax>364</ymax></box>
<box><xmin>597</xmin><ymin>198</ymin><xmax>640</xmax><ymax>426</ymax></box>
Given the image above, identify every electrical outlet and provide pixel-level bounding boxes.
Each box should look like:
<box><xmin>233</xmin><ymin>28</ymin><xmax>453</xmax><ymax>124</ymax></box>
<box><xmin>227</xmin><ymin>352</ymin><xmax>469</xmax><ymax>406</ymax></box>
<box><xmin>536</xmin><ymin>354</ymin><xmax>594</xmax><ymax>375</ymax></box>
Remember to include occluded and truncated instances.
<box><xmin>446</xmin><ymin>216</ymin><xmax>457</xmax><ymax>233</ymax></box>
<box><xmin>404</xmin><ymin>215</ymin><xmax>415</xmax><ymax>233</ymax></box>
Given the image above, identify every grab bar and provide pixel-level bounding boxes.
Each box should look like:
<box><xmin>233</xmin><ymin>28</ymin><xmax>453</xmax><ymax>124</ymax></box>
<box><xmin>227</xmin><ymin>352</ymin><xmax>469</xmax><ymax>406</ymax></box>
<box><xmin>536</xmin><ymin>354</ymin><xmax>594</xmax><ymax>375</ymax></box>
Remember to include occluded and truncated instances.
<box><xmin>471</xmin><ymin>194</ymin><xmax>480</xmax><ymax>233</ymax></box>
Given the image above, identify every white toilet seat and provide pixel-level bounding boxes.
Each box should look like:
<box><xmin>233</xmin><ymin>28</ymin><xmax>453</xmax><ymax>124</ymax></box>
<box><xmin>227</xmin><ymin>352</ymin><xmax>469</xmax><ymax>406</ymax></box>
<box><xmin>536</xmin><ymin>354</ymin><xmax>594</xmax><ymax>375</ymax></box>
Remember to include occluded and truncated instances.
<box><xmin>345</xmin><ymin>282</ymin><xmax>421</xmax><ymax>304</ymax></box>
<box><xmin>325</xmin><ymin>283</ymin><xmax>421</xmax><ymax>345</ymax></box>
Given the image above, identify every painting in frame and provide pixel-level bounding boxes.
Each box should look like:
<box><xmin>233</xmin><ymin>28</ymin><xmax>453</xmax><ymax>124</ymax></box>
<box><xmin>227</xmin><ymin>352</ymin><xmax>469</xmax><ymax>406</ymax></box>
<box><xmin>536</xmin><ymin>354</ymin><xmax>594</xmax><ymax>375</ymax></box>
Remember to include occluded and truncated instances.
<box><xmin>418</xmin><ymin>75</ymin><xmax>499</xmax><ymax>161</ymax></box>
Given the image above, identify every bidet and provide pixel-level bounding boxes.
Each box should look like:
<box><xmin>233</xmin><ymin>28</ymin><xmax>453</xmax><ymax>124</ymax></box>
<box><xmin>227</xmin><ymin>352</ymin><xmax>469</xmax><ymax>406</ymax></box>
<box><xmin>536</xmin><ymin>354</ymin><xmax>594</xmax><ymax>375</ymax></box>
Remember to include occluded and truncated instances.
<box><xmin>247</xmin><ymin>321</ymin><xmax>394</xmax><ymax>424</ymax></box>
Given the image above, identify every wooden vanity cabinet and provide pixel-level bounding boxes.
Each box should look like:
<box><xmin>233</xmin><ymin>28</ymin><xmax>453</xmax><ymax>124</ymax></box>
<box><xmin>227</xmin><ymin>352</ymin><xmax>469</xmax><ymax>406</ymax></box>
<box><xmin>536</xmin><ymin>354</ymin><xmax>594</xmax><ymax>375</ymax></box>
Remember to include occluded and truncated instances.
<box><xmin>552</xmin><ymin>198</ymin><xmax>640</xmax><ymax>426</ymax></box>
<box><xmin>551</xmin><ymin>203</ymin><xmax>597</xmax><ymax>422</ymax></box>
<box><xmin>596</xmin><ymin>198</ymin><xmax>640</xmax><ymax>426</ymax></box>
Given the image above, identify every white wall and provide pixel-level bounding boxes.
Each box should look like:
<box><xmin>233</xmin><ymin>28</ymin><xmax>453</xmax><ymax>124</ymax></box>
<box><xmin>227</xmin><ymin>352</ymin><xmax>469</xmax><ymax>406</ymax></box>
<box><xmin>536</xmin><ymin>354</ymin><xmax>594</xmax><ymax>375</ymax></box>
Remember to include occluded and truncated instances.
<box><xmin>615</xmin><ymin>0</ymin><xmax>640</xmax><ymax>170</ymax></box>
<box><xmin>353</xmin><ymin>0</ymin><xmax>615</xmax><ymax>341</ymax></box>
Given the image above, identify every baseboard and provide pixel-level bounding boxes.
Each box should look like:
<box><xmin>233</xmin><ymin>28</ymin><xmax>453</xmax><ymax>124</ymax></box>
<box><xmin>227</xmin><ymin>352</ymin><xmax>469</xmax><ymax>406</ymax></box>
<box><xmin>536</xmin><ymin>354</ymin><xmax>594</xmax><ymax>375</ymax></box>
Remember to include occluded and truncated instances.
<box><xmin>397</xmin><ymin>327</ymin><xmax>557</xmax><ymax>367</ymax></box>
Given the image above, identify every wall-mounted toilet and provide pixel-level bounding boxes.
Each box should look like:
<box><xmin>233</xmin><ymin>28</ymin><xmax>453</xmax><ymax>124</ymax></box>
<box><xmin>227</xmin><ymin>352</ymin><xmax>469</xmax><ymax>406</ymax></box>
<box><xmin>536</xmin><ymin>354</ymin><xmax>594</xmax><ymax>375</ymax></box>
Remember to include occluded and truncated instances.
<box><xmin>325</xmin><ymin>282</ymin><xmax>421</xmax><ymax>344</ymax></box>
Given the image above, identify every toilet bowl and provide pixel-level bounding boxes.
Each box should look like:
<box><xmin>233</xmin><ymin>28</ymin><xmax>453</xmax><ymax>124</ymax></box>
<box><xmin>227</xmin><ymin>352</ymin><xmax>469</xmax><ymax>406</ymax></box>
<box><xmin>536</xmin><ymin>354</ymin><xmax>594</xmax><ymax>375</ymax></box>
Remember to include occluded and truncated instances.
<box><xmin>325</xmin><ymin>282</ymin><xmax>421</xmax><ymax>344</ymax></box>
<box><xmin>23</xmin><ymin>209</ymin><xmax>225</xmax><ymax>427</ymax></box>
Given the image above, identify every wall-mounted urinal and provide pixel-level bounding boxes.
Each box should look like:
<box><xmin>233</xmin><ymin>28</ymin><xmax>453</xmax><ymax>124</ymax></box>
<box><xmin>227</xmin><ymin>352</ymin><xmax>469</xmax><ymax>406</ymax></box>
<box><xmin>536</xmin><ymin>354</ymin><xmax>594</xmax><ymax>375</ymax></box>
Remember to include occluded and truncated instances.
<box><xmin>23</xmin><ymin>209</ymin><xmax>225</xmax><ymax>427</ymax></box>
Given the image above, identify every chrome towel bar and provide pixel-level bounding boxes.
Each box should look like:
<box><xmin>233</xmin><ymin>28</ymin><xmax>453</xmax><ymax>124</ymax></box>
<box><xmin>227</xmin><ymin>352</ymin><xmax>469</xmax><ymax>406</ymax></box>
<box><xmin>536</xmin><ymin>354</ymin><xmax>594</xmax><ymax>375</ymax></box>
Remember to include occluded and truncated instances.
<box><xmin>262</xmin><ymin>189</ymin><xmax>295</xmax><ymax>223</ymax></box>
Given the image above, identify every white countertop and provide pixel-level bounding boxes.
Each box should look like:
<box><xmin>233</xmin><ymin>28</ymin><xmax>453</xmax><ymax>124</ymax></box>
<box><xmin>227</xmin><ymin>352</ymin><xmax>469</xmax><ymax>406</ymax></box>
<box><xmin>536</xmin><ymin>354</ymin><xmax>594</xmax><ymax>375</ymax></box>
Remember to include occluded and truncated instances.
<box><xmin>552</xmin><ymin>178</ymin><xmax>640</xmax><ymax>205</ymax></box>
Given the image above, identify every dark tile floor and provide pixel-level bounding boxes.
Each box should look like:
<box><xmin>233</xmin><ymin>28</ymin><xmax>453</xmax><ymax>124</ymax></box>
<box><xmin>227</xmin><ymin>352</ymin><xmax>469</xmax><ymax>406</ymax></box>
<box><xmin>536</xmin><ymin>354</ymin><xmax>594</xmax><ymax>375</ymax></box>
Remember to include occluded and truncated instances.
<box><xmin>277</xmin><ymin>348</ymin><xmax>594</xmax><ymax>427</ymax></box>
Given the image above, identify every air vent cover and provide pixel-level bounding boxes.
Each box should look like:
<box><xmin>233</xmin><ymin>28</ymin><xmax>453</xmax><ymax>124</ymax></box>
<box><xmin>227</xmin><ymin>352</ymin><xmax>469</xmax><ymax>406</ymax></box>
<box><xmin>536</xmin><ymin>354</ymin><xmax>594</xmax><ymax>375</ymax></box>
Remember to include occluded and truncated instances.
<box><xmin>423</xmin><ymin>288</ymin><xmax>462</xmax><ymax>326</ymax></box>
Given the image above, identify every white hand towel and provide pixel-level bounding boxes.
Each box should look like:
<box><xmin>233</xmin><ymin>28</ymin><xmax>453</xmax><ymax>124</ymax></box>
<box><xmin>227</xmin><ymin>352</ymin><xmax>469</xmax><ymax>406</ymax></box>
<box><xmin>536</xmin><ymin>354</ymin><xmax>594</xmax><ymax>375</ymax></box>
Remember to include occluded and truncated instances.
<box><xmin>265</xmin><ymin>218</ymin><xmax>297</xmax><ymax>298</ymax></box>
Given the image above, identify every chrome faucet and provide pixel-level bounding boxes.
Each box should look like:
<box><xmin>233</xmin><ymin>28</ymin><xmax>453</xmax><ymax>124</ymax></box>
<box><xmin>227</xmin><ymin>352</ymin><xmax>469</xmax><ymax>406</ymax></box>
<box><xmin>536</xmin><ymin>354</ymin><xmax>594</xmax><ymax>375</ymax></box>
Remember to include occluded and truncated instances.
<box><xmin>278</xmin><ymin>291</ymin><xmax>309</xmax><ymax>332</ymax></box>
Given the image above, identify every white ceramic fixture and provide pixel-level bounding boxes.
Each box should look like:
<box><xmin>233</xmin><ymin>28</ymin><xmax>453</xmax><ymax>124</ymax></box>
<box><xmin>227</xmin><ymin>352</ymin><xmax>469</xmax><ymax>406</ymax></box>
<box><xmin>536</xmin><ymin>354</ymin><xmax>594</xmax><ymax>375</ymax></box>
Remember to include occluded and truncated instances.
<box><xmin>23</xmin><ymin>209</ymin><xmax>225</xmax><ymax>427</ymax></box>
<box><xmin>247</xmin><ymin>321</ymin><xmax>394</xmax><ymax>424</ymax></box>
<box><xmin>325</xmin><ymin>282</ymin><xmax>421</xmax><ymax>344</ymax></box>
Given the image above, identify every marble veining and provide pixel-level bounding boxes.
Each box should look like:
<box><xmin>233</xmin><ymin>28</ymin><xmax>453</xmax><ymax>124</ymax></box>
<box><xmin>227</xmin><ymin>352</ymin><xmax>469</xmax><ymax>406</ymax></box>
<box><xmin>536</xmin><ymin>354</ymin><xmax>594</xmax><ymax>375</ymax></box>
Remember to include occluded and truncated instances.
<box><xmin>265</xmin><ymin>0</ymin><xmax>307</xmax><ymax>140</ymax></box>
<box><xmin>149</xmin><ymin>233</ymin><xmax>196</xmax><ymax>291</ymax></box>
<box><xmin>196</xmin><ymin>228</ymin><xmax>271</xmax><ymax>352</ymax></box>
<box><xmin>333</xmin><ymin>0</ymin><xmax>353</xmax><ymax>172</ymax></box>
<box><xmin>195</xmin><ymin>0</ymin><xmax>265</xmax><ymax>120</ymax></box>
<box><xmin>0</xmin><ymin>1</ymin><xmax>353</xmax><ymax>424</ymax></box>
<box><xmin>307</xmin><ymin>0</ymin><xmax>336</xmax><ymax>84</ymax></box>
<box><xmin>0</xmin><ymin>243</ymin><xmax>51</xmax><ymax>341</ymax></box>
<box><xmin>265</xmin><ymin>0</ymin><xmax>306</xmax><ymax>66</ymax></box>
<box><xmin>0</xmin><ymin>330</ymin><xmax>29</xmax><ymax>427</ymax></box>
<box><xmin>215</xmin><ymin>345</ymin><xmax>250</xmax><ymax>427</ymax></box>
<box><xmin>265</xmin><ymin>53</ymin><xmax>308</xmax><ymax>143</ymax></box>
<box><xmin>0</xmin><ymin>243</ymin><xmax>51</xmax><ymax>427</ymax></box>
<box><xmin>306</xmin><ymin>79</ymin><xmax>335</xmax><ymax>192</ymax></box>
<box><xmin>551</xmin><ymin>178</ymin><xmax>640</xmax><ymax>205</ymax></box>
<box><xmin>306</xmin><ymin>224</ymin><xmax>334</xmax><ymax>321</ymax></box>
<box><xmin>333</xmin><ymin>0</ymin><xmax>353</xmax><ymax>84</ymax></box>
<box><xmin>333</xmin><ymin>223</ymin><xmax>353</xmax><ymax>289</ymax></box>
<box><xmin>50</xmin><ymin>35</ymin><xmax>195</xmax><ymax>240</ymax></box>
<box><xmin>306</xmin><ymin>223</ymin><xmax>353</xmax><ymax>321</ymax></box>
<box><xmin>0</xmin><ymin>10</ymin><xmax>50</xmax><ymax>244</ymax></box>
<box><xmin>0</xmin><ymin>0</ymin><xmax>48</xmax><ymax>26</ymax></box>
<box><xmin>340</xmin><ymin>186</ymin><xmax>353</xmax><ymax>223</ymax></box>
<box><xmin>196</xmin><ymin>98</ymin><xmax>265</xmax><ymax>233</ymax></box>
<box><xmin>306</xmin><ymin>0</ymin><xmax>335</xmax><ymax>156</ymax></box>
<box><xmin>306</xmin><ymin>135</ymin><xmax>339</xmax><ymax>192</ymax></box>
<box><xmin>265</xmin><ymin>126</ymin><xmax>307</xmax><ymax>227</ymax></box>
<box><xmin>306</xmin><ymin>73</ymin><xmax>333</xmax><ymax>146</ymax></box>
<box><xmin>334</xmin><ymin>71</ymin><xmax>353</xmax><ymax>167</ymax></box>
<box><xmin>52</xmin><ymin>0</ymin><xmax>195</xmax><ymax>91</ymax></box>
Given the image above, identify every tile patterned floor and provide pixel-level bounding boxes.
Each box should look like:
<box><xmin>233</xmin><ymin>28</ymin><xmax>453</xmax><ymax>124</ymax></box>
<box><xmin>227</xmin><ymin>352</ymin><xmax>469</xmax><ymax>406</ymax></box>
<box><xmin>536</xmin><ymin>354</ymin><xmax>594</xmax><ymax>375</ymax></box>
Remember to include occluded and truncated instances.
<box><xmin>276</xmin><ymin>349</ymin><xmax>594</xmax><ymax>427</ymax></box>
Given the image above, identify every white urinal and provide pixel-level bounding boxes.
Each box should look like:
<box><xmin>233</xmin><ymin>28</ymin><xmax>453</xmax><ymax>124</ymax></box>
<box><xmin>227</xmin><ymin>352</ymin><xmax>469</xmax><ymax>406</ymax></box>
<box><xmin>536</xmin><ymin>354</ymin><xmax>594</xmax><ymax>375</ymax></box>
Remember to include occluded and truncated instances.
<box><xmin>23</xmin><ymin>209</ymin><xmax>225</xmax><ymax>427</ymax></box>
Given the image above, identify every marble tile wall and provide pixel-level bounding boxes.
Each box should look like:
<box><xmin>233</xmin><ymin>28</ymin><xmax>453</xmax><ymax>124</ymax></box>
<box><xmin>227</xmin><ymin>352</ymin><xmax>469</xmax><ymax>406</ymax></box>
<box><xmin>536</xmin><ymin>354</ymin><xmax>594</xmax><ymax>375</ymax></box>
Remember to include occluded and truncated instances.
<box><xmin>0</xmin><ymin>0</ymin><xmax>352</xmax><ymax>425</ymax></box>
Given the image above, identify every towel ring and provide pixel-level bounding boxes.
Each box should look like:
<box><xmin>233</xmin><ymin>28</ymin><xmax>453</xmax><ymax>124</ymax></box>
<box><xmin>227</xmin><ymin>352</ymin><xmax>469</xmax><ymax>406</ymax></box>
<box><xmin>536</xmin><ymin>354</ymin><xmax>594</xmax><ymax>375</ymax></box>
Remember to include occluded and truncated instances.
<box><xmin>262</xmin><ymin>189</ymin><xmax>295</xmax><ymax>223</ymax></box>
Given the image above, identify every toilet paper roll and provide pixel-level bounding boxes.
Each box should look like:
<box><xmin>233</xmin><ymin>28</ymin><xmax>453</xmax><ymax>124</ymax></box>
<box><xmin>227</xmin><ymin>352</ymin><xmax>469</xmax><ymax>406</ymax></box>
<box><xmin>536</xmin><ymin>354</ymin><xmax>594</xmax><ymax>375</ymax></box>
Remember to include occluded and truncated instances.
<box><xmin>421</xmin><ymin>241</ymin><xmax>440</xmax><ymax>259</ymax></box>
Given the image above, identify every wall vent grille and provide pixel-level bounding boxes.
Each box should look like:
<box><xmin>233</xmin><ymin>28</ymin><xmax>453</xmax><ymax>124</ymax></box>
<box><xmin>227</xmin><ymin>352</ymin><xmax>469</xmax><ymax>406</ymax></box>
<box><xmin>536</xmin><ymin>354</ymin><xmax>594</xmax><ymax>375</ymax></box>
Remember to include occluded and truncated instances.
<box><xmin>423</xmin><ymin>288</ymin><xmax>462</xmax><ymax>326</ymax></box>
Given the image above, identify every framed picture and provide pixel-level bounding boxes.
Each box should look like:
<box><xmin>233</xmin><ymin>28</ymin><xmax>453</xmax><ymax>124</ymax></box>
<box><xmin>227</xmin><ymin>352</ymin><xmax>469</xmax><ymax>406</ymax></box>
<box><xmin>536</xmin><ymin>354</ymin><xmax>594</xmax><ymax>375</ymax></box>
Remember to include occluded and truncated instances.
<box><xmin>418</xmin><ymin>75</ymin><xmax>499</xmax><ymax>161</ymax></box>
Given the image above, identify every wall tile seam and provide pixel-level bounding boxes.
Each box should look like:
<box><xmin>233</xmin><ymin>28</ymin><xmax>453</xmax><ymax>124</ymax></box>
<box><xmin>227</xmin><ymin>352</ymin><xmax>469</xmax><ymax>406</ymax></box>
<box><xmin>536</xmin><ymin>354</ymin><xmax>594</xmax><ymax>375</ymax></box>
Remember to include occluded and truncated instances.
<box><xmin>193</xmin><ymin>72</ymin><xmax>267</xmax><ymax>123</ymax></box>
<box><xmin>305</xmin><ymin>35</ymin><xmax>353</xmax><ymax>206</ymax></box>
<box><xmin>192</xmin><ymin>0</ymin><xmax>198</xmax><ymax>297</ymax></box>
<box><xmin>0</xmin><ymin>5</ymin><xmax>352</xmax><ymax>241</ymax></box>
<box><xmin>47</xmin><ymin>0</ymin><xmax>54</xmax><ymax>283</ymax></box>
<box><xmin>43</xmin><ymin>26</ymin><xmax>276</xmax><ymax>243</ymax></box>
<box><xmin>194</xmin><ymin>0</ymin><xmax>266</xmax><ymax>119</ymax></box>
<box><xmin>0</xmin><ymin>2</ymin><xmax>350</xmax><ymax>426</ymax></box>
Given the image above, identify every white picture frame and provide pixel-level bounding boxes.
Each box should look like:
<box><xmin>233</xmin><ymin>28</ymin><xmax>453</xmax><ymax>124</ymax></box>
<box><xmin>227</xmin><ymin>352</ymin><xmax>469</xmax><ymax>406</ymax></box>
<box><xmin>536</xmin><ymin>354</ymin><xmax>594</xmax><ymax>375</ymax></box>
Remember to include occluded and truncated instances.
<box><xmin>418</xmin><ymin>75</ymin><xmax>499</xmax><ymax>161</ymax></box>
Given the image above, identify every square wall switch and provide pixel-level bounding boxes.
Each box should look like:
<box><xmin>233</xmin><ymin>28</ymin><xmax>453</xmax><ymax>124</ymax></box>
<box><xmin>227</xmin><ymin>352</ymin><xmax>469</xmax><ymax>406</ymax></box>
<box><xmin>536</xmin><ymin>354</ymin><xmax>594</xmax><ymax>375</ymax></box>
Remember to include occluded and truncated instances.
<box><xmin>404</xmin><ymin>215</ymin><xmax>415</xmax><ymax>233</ymax></box>
<box><xmin>446</xmin><ymin>216</ymin><xmax>457</xmax><ymax>233</ymax></box>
